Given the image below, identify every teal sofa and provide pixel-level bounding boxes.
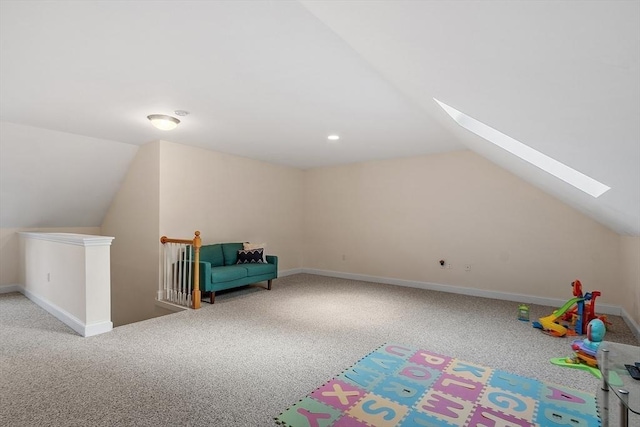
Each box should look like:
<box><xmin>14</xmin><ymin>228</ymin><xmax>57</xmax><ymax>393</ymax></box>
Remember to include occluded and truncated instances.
<box><xmin>197</xmin><ymin>242</ymin><xmax>277</xmax><ymax>303</ymax></box>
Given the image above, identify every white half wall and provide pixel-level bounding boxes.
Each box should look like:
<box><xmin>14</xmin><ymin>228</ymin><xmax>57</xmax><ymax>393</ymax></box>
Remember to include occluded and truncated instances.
<box><xmin>18</xmin><ymin>232</ymin><xmax>114</xmax><ymax>337</ymax></box>
<box><xmin>0</xmin><ymin>226</ymin><xmax>101</xmax><ymax>287</ymax></box>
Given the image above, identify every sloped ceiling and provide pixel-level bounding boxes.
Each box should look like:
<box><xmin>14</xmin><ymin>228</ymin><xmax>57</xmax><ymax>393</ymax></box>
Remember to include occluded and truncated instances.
<box><xmin>0</xmin><ymin>122</ymin><xmax>138</xmax><ymax>228</ymax></box>
<box><xmin>301</xmin><ymin>0</ymin><xmax>640</xmax><ymax>236</ymax></box>
<box><xmin>0</xmin><ymin>1</ymin><xmax>638</xmax><ymax>235</ymax></box>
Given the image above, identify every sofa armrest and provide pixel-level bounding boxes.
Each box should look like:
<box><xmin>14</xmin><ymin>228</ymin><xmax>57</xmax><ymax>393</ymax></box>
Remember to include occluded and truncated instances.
<box><xmin>196</xmin><ymin>261</ymin><xmax>212</xmax><ymax>291</ymax></box>
<box><xmin>266</xmin><ymin>255</ymin><xmax>278</xmax><ymax>273</ymax></box>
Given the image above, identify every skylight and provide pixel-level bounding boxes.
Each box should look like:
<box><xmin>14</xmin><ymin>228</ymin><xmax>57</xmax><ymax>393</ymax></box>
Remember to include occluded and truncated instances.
<box><xmin>434</xmin><ymin>99</ymin><xmax>610</xmax><ymax>198</ymax></box>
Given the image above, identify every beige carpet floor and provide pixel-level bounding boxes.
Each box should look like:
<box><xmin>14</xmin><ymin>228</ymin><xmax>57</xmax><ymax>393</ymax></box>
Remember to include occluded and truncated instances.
<box><xmin>1</xmin><ymin>273</ymin><xmax>638</xmax><ymax>426</ymax></box>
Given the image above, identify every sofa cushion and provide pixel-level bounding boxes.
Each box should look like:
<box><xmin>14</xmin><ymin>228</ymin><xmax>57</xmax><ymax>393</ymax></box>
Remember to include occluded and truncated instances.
<box><xmin>242</xmin><ymin>263</ymin><xmax>277</xmax><ymax>277</ymax></box>
<box><xmin>237</xmin><ymin>248</ymin><xmax>264</xmax><ymax>264</ymax></box>
<box><xmin>200</xmin><ymin>244</ymin><xmax>224</xmax><ymax>267</ymax></box>
<box><xmin>210</xmin><ymin>265</ymin><xmax>248</xmax><ymax>283</ymax></box>
<box><xmin>222</xmin><ymin>243</ymin><xmax>244</xmax><ymax>266</ymax></box>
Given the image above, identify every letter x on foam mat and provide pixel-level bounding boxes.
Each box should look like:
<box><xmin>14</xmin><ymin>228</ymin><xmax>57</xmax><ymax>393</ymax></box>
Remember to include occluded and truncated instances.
<box><xmin>274</xmin><ymin>342</ymin><xmax>600</xmax><ymax>427</ymax></box>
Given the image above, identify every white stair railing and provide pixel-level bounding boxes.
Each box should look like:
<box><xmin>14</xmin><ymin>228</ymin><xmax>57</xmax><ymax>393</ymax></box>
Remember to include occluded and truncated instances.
<box><xmin>159</xmin><ymin>231</ymin><xmax>202</xmax><ymax>309</ymax></box>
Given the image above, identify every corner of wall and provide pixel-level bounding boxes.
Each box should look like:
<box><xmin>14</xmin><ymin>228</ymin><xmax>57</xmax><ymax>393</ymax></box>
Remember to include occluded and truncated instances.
<box><xmin>101</xmin><ymin>141</ymin><xmax>162</xmax><ymax>326</ymax></box>
<box><xmin>620</xmin><ymin>235</ymin><xmax>640</xmax><ymax>328</ymax></box>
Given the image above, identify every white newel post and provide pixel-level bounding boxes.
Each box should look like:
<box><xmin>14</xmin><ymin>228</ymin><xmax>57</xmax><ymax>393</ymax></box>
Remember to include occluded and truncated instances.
<box><xmin>19</xmin><ymin>232</ymin><xmax>115</xmax><ymax>337</ymax></box>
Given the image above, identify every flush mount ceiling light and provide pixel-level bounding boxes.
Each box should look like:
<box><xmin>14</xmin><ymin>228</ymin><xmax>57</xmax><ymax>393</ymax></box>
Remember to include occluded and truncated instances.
<box><xmin>434</xmin><ymin>98</ymin><xmax>610</xmax><ymax>198</ymax></box>
<box><xmin>147</xmin><ymin>114</ymin><xmax>180</xmax><ymax>131</ymax></box>
<box><xmin>327</xmin><ymin>135</ymin><xmax>340</xmax><ymax>141</ymax></box>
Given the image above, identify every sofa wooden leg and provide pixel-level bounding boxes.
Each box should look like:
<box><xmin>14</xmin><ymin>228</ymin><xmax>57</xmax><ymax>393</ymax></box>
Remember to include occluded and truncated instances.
<box><xmin>210</xmin><ymin>292</ymin><xmax>215</xmax><ymax>304</ymax></box>
<box><xmin>267</xmin><ymin>279</ymin><xmax>272</xmax><ymax>290</ymax></box>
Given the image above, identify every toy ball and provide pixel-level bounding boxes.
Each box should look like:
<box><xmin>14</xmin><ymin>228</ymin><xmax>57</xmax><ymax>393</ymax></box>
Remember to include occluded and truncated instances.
<box><xmin>587</xmin><ymin>318</ymin><xmax>606</xmax><ymax>343</ymax></box>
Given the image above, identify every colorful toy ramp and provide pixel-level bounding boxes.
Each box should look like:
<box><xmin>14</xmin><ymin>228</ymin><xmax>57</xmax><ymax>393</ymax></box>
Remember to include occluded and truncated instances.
<box><xmin>275</xmin><ymin>343</ymin><xmax>601</xmax><ymax>427</ymax></box>
<box><xmin>537</xmin><ymin>297</ymin><xmax>584</xmax><ymax>337</ymax></box>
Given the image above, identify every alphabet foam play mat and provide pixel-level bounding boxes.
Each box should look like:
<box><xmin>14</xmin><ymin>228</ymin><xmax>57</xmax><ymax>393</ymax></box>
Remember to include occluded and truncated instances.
<box><xmin>275</xmin><ymin>343</ymin><xmax>600</xmax><ymax>426</ymax></box>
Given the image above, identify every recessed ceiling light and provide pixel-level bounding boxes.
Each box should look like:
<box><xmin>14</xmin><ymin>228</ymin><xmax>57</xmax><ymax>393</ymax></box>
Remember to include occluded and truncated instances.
<box><xmin>147</xmin><ymin>114</ymin><xmax>180</xmax><ymax>131</ymax></box>
<box><xmin>327</xmin><ymin>135</ymin><xmax>340</xmax><ymax>141</ymax></box>
<box><xmin>434</xmin><ymin>98</ymin><xmax>610</xmax><ymax>198</ymax></box>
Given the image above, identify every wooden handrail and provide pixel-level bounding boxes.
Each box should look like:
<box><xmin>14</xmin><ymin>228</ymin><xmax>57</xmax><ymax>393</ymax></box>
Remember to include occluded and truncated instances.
<box><xmin>160</xmin><ymin>236</ymin><xmax>194</xmax><ymax>245</ymax></box>
<box><xmin>160</xmin><ymin>231</ymin><xmax>201</xmax><ymax>309</ymax></box>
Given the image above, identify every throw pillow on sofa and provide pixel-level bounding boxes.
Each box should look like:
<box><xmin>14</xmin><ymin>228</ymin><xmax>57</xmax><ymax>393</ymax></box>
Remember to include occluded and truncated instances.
<box><xmin>237</xmin><ymin>248</ymin><xmax>265</xmax><ymax>264</ymax></box>
<box><xmin>244</xmin><ymin>242</ymin><xmax>267</xmax><ymax>262</ymax></box>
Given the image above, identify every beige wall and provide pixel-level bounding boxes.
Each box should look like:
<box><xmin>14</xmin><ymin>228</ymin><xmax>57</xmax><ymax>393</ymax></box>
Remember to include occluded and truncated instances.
<box><xmin>304</xmin><ymin>151</ymin><xmax>623</xmax><ymax>305</ymax></box>
<box><xmin>2</xmin><ymin>137</ymin><xmax>633</xmax><ymax>330</ymax></box>
<box><xmin>8</xmin><ymin>143</ymin><xmax>629</xmax><ymax>328</ymax></box>
<box><xmin>158</xmin><ymin>140</ymin><xmax>304</xmax><ymax>271</ymax></box>
<box><xmin>620</xmin><ymin>236</ymin><xmax>640</xmax><ymax>326</ymax></box>
<box><xmin>101</xmin><ymin>140</ymin><xmax>304</xmax><ymax>326</ymax></box>
<box><xmin>0</xmin><ymin>227</ymin><xmax>100</xmax><ymax>286</ymax></box>
<box><xmin>101</xmin><ymin>141</ymin><xmax>164</xmax><ymax>327</ymax></box>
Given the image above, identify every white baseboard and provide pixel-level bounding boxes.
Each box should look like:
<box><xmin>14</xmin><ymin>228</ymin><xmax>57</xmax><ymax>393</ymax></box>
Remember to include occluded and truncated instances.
<box><xmin>301</xmin><ymin>268</ymin><xmax>639</xmax><ymax>338</ymax></box>
<box><xmin>9</xmin><ymin>286</ymin><xmax>112</xmax><ymax>337</ymax></box>
<box><xmin>621</xmin><ymin>307</ymin><xmax>640</xmax><ymax>341</ymax></box>
<box><xmin>279</xmin><ymin>268</ymin><xmax>304</xmax><ymax>277</ymax></box>
<box><xmin>0</xmin><ymin>284</ymin><xmax>20</xmax><ymax>294</ymax></box>
<box><xmin>84</xmin><ymin>320</ymin><xmax>114</xmax><ymax>337</ymax></box>
<box><xmin>154</xmin><ymin>298</ymin><xmax>189</xmax><ymax>312</ymax></box>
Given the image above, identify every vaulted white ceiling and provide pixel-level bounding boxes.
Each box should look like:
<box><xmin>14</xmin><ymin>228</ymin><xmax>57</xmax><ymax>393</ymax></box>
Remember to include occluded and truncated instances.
<box><xmin>1</xmin><ymin>1</ymin><xmax>638</xmax><ymax>235</ymax></box>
